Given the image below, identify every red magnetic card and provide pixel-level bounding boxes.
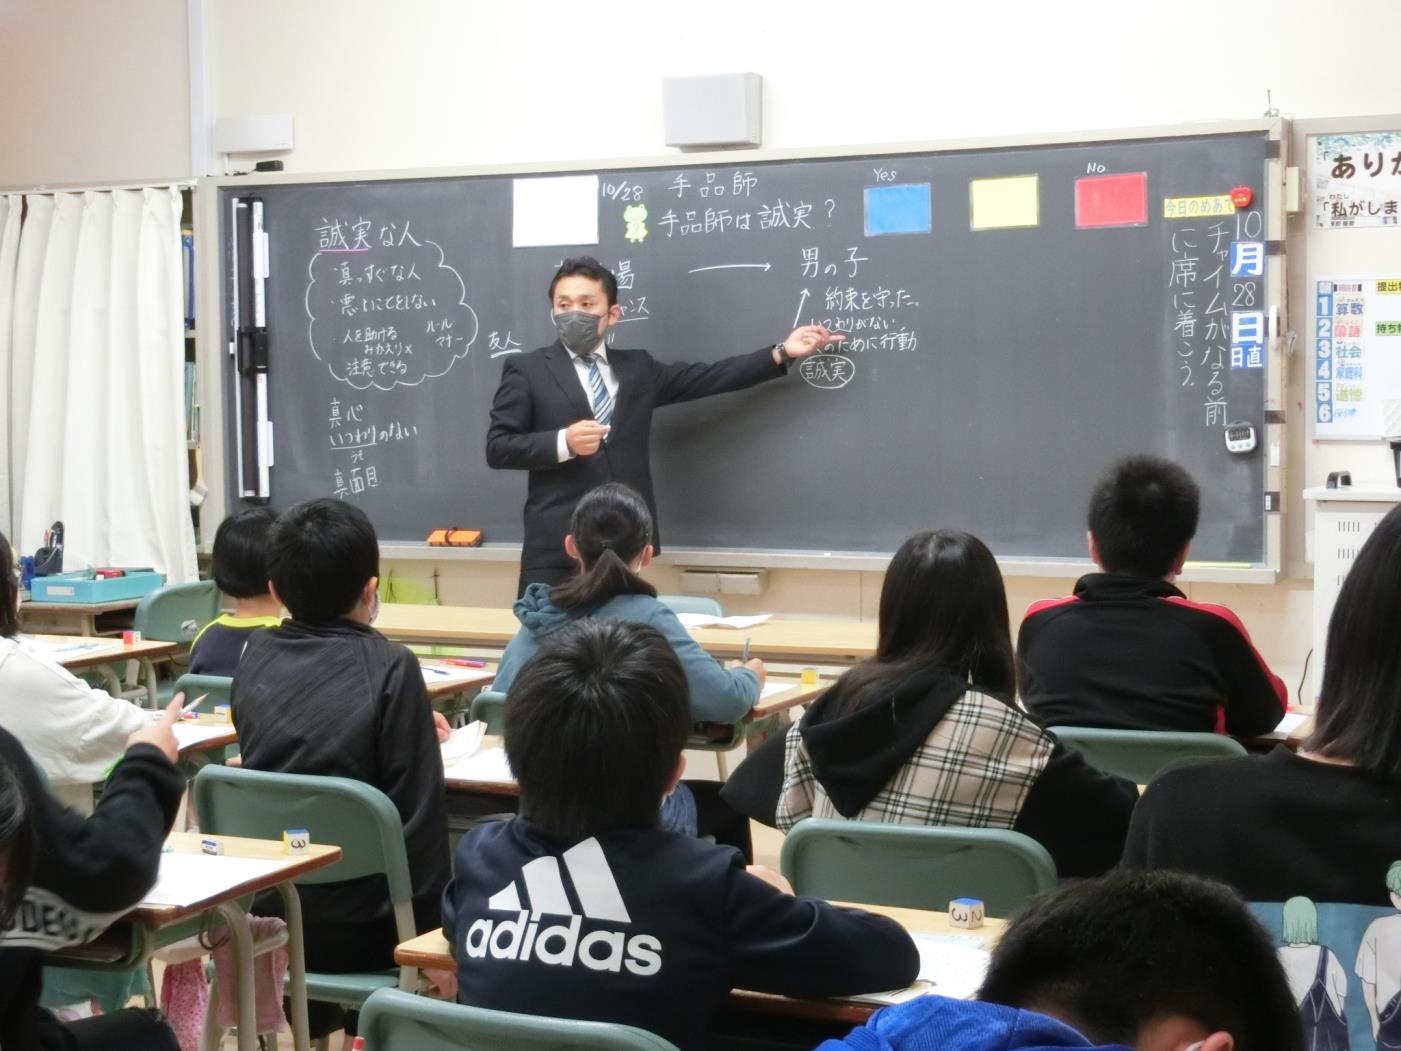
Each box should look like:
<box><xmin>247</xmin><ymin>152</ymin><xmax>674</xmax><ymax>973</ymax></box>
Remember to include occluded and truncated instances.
<box><xmin>1075</xmin><ymin>172</ymin><xmax>1148</xmax><ymax>229</ymax></box>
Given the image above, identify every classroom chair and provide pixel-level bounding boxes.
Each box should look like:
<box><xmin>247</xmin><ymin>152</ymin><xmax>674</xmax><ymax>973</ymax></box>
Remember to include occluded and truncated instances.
<box><xmin>119</xmin><ymin>580</ymin><xmax>221</xmax><ymax>704</ymax></box>
<box><xmin>170</xmin><ymin>673</ymin><xmax>234</xmax><ymax>713</ymax></box>
<box><xmin>1047</xmin><ymin>726</ymin><xmax>1247</xmax><ymax>785</ymax></box>
<box><xmin>779</xmin><ymin>818</ymin><xmax>1057</xmax><ymax>917</ymax></box>
<box><xmin>134</xmin><ymin>579</ymin><xmax>221</xmax><ymax>644</ymax></box>
<box><xmin>468</xmin><ymin>690</ymin><xmax>507</xmax><ymax>734</ymax></box>
<box><xmin>657</xmin><ymin>594</ymin><xmax>724</xmax><ymax>618</ymax></box>
<box><xmin>193</xmin><ymin>766</ymin><xmax>419</xmax><ymax>1045</ymax></box>
<box><xmin>357</xmin><ymin>988</ymin><xmax>681</xmax><ymax>1051</ymax></box>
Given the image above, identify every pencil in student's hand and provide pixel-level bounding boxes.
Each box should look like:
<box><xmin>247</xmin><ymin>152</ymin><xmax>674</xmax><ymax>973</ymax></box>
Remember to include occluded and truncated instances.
<box><xmin>179</xmin><ymin>693</ymin><xmax>209</xmax><ymax>717</ymax></box>
<box><xmin>741</xmin><ymin>637</ymin><xmax>751</xmax><ymax>662</ymax></box>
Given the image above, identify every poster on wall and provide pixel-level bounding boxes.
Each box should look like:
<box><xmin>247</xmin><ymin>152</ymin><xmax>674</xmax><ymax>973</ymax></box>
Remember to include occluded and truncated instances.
<box><xmin>1312</xmin><ymin>274</ymin><xmax>1401</xmax><ymax>438</ymax></box>
<box><xmin>1312</xmin><ymin>132</ymin><xmax>1401</xmax><ymax>229</ymax></box>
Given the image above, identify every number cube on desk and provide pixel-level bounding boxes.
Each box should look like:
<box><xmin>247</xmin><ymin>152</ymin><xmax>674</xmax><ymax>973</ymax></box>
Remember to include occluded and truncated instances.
<box><xmin>949</xmin><ymin>897</ymin><xmax>984</xmax><ymax>929</ymax></box>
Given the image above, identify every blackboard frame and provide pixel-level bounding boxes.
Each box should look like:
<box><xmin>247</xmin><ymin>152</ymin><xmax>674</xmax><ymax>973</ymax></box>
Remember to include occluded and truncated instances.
<box><xmin>195</xmin><ymin>117</ymin><xmax>1288</xmax><ymax>583</ymax></box>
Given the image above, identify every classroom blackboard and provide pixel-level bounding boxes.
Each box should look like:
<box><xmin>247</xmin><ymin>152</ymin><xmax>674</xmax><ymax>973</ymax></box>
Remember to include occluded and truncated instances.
<box><xmin>220</xmin><ymin>128</ymin><xmax>1272</xmax><ymax>563</ymax></box>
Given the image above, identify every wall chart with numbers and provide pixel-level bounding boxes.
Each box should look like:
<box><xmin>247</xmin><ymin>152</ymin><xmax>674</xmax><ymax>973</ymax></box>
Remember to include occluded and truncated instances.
<box><xmin>1313</xmin><ymin>275</ymin><xmax>1401</xmax><ymax>439</ymax></box>
<box><xmin>217</xmin><ymin>122</ymin><xmax>1280</xmax><ymax>566</ymax></box>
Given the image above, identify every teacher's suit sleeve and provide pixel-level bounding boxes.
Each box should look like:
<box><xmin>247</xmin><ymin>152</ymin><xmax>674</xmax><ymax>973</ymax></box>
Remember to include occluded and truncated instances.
<box><xmin>485</xmin><ymin>357</ymin><xmax>564</xmax><ymax>471</ymax></box>
<box><xmin>651</xmin><ymin>346</ymin><xmax>786</xmax><ymax>408</ymax></box>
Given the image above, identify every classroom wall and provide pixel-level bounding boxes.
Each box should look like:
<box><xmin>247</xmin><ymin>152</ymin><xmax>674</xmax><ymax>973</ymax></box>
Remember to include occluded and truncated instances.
<box><xmin>5</xmin><ymin>0</ymin><xmax>1398</xmax><ymax>688</ymax></box>
<box><xmin>0</xmin><ymin>0</ymin><xmax>191</xmax><ymax>189</ymax></box>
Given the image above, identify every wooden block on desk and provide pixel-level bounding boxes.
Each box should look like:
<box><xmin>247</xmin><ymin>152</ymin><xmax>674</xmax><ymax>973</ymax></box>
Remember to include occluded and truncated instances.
<box><xmin>948</xmin><ymin>898</ymin><xmax>985</xmax><ymax>929</ymax></box>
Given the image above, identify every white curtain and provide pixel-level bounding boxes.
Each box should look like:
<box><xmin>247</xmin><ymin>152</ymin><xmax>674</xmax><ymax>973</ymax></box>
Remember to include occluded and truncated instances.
<box><xmin>0</xmin><ymin>195</ymin><xmax>21</xmax><ymax>536</ymax></box>
<box><xmin>5</xmin><ymin>188</ymin><xmax>196</xmax><ymax>583</ymax></box>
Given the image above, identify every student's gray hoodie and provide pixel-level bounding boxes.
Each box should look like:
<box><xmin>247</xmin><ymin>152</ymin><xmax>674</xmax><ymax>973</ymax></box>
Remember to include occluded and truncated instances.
<box><xmin>494</xmin><ymin>584</ymin><xmax>759</xmax><ymax>724</ymax></box>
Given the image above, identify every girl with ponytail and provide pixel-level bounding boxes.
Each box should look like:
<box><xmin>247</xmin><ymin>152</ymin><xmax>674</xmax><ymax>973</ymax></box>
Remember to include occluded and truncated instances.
<box><xmin>495</xmin><ymin>482</ymin><xmax>763</xmax><ymax>725</ymax></box>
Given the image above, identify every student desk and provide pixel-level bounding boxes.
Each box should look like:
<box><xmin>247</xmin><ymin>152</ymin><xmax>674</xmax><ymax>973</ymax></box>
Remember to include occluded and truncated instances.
<box><xmin>172</xmin><ymin>715</ymin><xmax>240</xmax><ymax>758</ymax></box>
<box><xmin>25</xmin><ymin>633</ymin><xmax>180</xmax><ymax>708</ymax></box>
<box><xmin>419</xmin><ymin>659</ymin><xmax>496</xmax><ymax>701</ymax></box>
<box><xmin>441</xmin><ymin>677</ymin><xmax>825</xmax><ymax>795</ymax></box>
<box><xmin>394</xmin><ymin>902</ymin><xmax>1007</xmax><ymax>1026</ymax></box>
<box><xmin>374</xmin><ymin>604</ymin><xmax>879</xmax><ymax>666</ymax></box>
<box><xmin>20</xmin><ymin>597</ymin><xmax>140</xmax><ymax>637</ymax></box>
<box><xmin>52</xmin><ymin>833</ymin><xmax>341</xmax><ymax>1051</ymax></box>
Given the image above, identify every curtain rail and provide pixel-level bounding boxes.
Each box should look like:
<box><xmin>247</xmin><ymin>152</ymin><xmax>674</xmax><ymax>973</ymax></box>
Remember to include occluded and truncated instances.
<box><xmin>0</xmin><ymin>179</ymin><xmax>196</xmax><ymax>195</ymax></box>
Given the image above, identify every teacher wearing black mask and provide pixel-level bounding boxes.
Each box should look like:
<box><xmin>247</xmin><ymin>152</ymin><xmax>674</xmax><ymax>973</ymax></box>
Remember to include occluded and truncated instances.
<box><xmin>486</xmin><ymin>257</ymin><xmax>844</xmax><ymax>596</ymax></box>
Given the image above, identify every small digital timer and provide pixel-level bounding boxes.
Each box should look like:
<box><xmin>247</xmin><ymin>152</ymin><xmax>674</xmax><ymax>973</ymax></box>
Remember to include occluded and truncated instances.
<box><xmin>1224</xmin><ymin>421</ymin><xmax>1257</xmax><ymax>454</ymax></box>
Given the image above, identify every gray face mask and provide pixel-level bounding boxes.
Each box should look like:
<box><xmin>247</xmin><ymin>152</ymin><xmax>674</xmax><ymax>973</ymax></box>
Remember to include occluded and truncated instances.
<box><xmin>553</xmin><ymin>310</ymin><xmax>603</xmax><ymax>355</ymax></box>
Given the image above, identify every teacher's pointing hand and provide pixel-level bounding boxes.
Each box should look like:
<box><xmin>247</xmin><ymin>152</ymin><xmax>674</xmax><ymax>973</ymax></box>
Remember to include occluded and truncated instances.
<box><xmin>776</xmin><ymin>324</ymin><xmax>848</xmax><ymax>363</ymax></box>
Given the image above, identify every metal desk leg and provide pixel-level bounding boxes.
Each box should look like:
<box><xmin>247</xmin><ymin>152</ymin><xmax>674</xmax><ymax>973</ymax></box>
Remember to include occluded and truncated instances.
<box><xmin>276</xmin><ymin>880</ymin><xmax>312</xmax><ymax>1051</ymax></box>
<box><xmin>141</xmin><ymin>658</ymin><xmax>157</xmax><ymax>708</ymax></box>
<box><xmin>214</xmin><ymin>902</ymin><xmax>257</xmax><ymax>1051</ymax></box>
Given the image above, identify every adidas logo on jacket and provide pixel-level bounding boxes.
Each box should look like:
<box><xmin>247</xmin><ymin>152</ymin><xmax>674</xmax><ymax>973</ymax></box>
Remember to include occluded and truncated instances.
<box><xmin>442</xmin><ymin>816</ymin><xmax>920</xmax><ymax>1048</ymax></box>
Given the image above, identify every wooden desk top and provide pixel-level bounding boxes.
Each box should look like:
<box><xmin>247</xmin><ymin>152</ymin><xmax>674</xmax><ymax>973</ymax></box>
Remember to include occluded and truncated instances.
<box><xmin>172</xmin><ymin>715</ymin><xmax>239</xmax><ymax>757</ymax></box>
<box><xmin>396</xmin><ymin>901</ymin><xmax>1004</xmax><ymax>1021</ymax></box>
<box><xmin>22</xmin><ymin>598</ymin><xmax>142</xmax><ymax>614</ymax></box>
<box><xmin>22</xmin><ymin>633</ymin><xmax>181</xmax><ymax>669</ymax></box>
<box><xmin>420</xmin><ymin>660</ymin><xmax>496</xmax><ymax>700</ymax></box>
<box><xmin>442</xmin><ymin>677</ymin><xmax>820</xmax><ymax>796</ymax></box>
<box><xmin>130</xmin><ymin>833</ymin><xmax>341</xmax><ymax>925</ymax></box>
<box><xmin>375</xmin><ymin>604</ymin><xmax>878</xmax><ymax>664</ymax></box>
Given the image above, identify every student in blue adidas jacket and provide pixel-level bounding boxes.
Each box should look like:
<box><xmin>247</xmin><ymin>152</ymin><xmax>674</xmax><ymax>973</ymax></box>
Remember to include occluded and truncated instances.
<box><xmin>442</xmin><ymin>619</ymin><xmax>918</xmax><ymax>1049</ymax></box>
<box><xmin>822</xmin><ymin>870</ymin><xmax>1303</xmax><ymax>1051</ymax></box>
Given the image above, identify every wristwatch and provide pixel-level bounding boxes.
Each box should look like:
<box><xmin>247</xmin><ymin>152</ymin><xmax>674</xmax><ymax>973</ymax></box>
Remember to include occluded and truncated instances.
<box><xmin>773</xmin><ymin>341</ymin><xmax>794</xmax><ymax>368</ymax></box>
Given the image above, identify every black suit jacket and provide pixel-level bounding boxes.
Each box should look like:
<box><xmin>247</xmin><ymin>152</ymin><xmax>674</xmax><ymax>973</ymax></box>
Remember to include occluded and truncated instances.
<box><xmin>486</xmin><ymin>341</ymin><xmax>785</xmax><ymax>571</ymax></box>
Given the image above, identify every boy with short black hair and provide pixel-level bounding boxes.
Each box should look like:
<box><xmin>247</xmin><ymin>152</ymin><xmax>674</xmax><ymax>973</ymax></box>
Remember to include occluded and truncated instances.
<box><xmin>189</xmin><ymin>506</ymin><xmax>282</xmax><ymax>677</ymax></box>
<box><xmin>233</xmin><ymin>498</ymin><xmax>449</xmax><ymax>1034</ymax></box>
<box><xmin>1018</xmin><ymin>455</ymin><xmax>1286</xmax><ymax>735</ymax></box>
<box><xmin>823</xmin><ymin>868</ymin><xmax>1304</xmax><ymax>1051</ymax></box>
<box><xmin>442</xmin><ymin>618</ymin><xmax>919</xmax><ymax>1048</ymax></box>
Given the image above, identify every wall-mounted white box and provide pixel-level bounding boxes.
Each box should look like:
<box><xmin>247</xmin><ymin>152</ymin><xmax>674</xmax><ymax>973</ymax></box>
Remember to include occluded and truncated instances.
<box><xmin>662</xmin><ymin>73</ymin><xmax>762</xmax><ymax>149</ymax></box>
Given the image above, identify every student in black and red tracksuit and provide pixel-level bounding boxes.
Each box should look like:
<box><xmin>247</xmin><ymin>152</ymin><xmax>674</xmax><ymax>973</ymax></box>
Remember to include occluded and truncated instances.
<box><xmin>1016</xmin><ymin>455</ymin><xmax>1286</xmax><ymax>736</ymax></box>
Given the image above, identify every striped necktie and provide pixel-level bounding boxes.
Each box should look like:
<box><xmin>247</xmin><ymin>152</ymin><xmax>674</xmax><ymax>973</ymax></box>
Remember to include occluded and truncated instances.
<box><xmin>578</xmin><ymin>353</ymin><xmax>614</xmax><ymax>428</ymax></box>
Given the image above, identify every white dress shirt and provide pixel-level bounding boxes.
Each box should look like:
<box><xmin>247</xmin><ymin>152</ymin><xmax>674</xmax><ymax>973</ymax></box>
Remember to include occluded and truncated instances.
<box><xmin>556</xmin><ymin>338</ymin><xmax>619</xmax><ymax>462</ymax></box>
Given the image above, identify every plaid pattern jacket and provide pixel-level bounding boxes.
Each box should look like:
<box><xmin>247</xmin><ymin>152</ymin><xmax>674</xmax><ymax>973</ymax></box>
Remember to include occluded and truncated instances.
<box><xmin>776</xmin><ymin>688</ymin><xmax>1055</xmax><ymax>832</ymax></box>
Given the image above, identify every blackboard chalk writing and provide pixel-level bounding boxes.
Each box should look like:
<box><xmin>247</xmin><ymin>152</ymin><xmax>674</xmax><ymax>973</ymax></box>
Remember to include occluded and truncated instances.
<box><xmin>800</xmin><ymin>246</ymin><xmax>867</xmax><ymax>279</ymax></box>
<box><xmin>823</xmin><ymin>286</ymin><xmax>917</xmax><ymax>312</ymax></box>
<box><xmin>617</xmin><ymin>296</ymin><xmax>649</xmax><ymax>322</ymax></box>
<box><xmin>799</xmin><ymin>352</ymin><xmax>856</xmax><ymax>390</ymax></box>
<box><xmin>688</xmin><ymin>263</ymin><xmax>772</xmax><ymax>274</ymax></box>
<box><xmin>824</xmin><ymin>199</ymin><xmax>836</xmax><ymax>223</ymax></box>
<box><xmin>655</xmin><ymin>198</ymin><xmax>813</xmax><ymax>239</ymax></box>
<box><xmin>872</xmin><ymin>167</ymin><xmax>897</xmax><ymax>182</ymax></box>
<box><xmin>329</xmin><ymin>419</ymin><xmax>419</xmax><ymax>451</ymax></box>
<box><xmin>616</xmin><ymin>260</ymin><xmax>635</xmax><ymax>290</ymax></box>
<box><xmin>487</xmin><ymin>331</ymin><xmax>522</xmax><ymax>358</ymax></box>
<box><xmin>670</xmin><ymin>171</ymin><xmax>758</xmax><ymax>199</ymax></box>
<box><xmin>657</xmin><ymin>207</ymin><xmax>749</xmax><ymax>237</ymax></box>
<box><xmin>792</xmin><ymin>288</ymin><xmax>810</xmax><ymax>329</ymax></box>
<box><xmin>306</xmin><ymin>227</ymin><xmax>478</xmax><ymax>392</ymax></box>
<box><xmin>758</xmin><ymin>199</ymin><xmax>813</xmax><ymax>230</ymax></box>
<box><xmin>602</xmin><ymin>179</ymin><xmax>644</xmax><ymax>202</ymax></box>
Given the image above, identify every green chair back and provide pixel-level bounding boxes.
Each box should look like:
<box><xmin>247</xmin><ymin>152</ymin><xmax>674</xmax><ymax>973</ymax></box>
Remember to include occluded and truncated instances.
<box><xmin>779</xmin><ymin>818</ymin><xmax>1056</xmax><ymax>917</ymax></box>
<box><xmin>133</xmin><ymin>580</ymin><xmax>221</xmax><ymax>644</ymax></box>
<box><xmin>358</xmin><ymin>989</ymin><xmax>681</xmax><ymax>1051</ymax></box>
<box><xmin>170</xmin><ymin>673</ymin><xmax>233</xmax><ymax>713</ymax></box>
<box><xmin>657</xmin><ymin>594</ymin><xmax>723</xmax><ymax>618</ymax></box>
<box><xmin>193</xmin><ymin>765</ymin><xmax>418</xmax><ymax>1005</ymax></box>
<box><xmin>468</xmin><ymin>690</ymin><xmax>507</xmax><ymax>735</ymax></box>
<box><xmin>1048</xmin><ymin>726</ymin><xmax>1247</xmax><ymax>784</ymax></box>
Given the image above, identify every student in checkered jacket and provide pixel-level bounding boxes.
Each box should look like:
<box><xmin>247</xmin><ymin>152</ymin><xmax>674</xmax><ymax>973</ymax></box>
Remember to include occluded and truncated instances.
<box><xmin>728</xmin><ymin>530</ymin><xmax>1137</xmax><ymax>878</ymax></box>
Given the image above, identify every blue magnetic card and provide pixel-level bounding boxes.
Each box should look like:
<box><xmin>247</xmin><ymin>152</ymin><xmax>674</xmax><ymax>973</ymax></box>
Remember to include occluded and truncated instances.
<box><xmin>864</xmin><ymin>184</ymin><xmax>932</xmax><ymax>236</ymax></box>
